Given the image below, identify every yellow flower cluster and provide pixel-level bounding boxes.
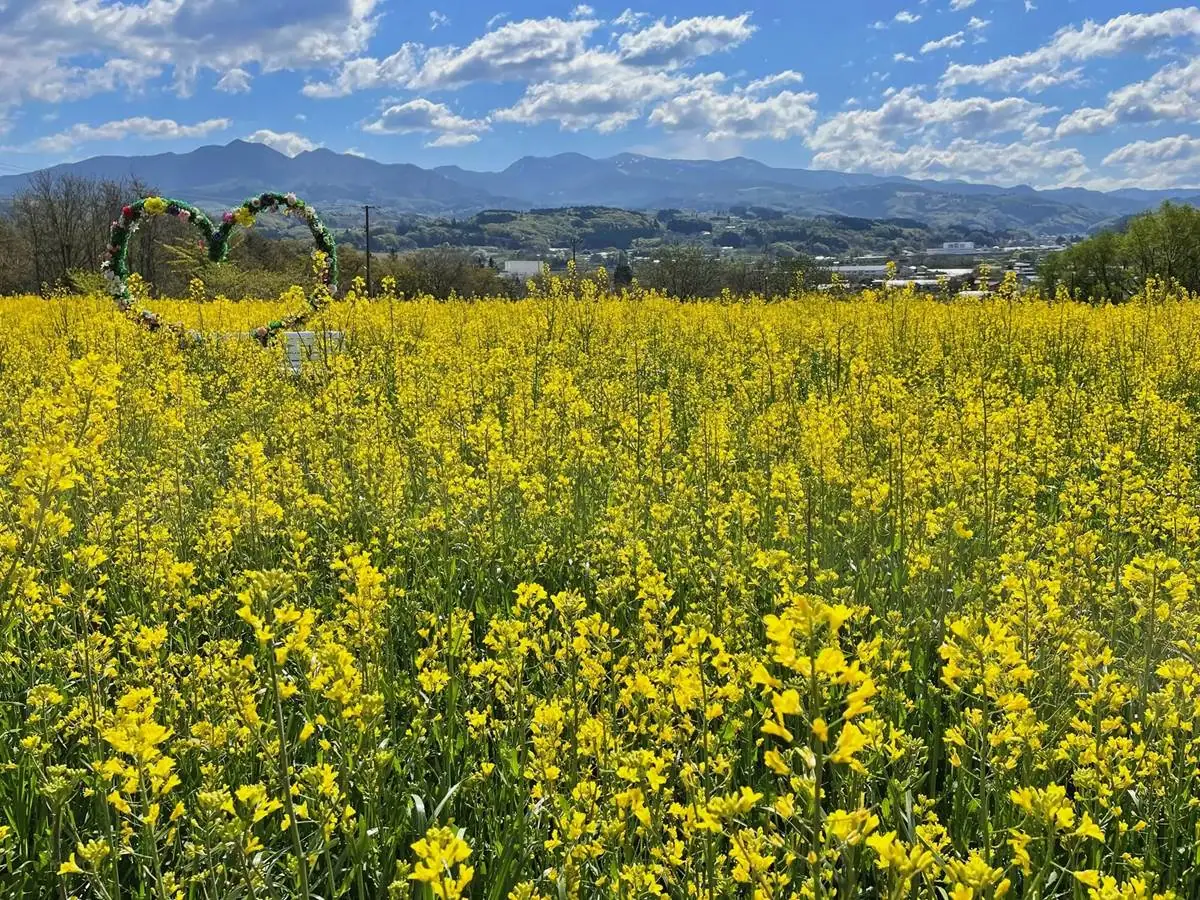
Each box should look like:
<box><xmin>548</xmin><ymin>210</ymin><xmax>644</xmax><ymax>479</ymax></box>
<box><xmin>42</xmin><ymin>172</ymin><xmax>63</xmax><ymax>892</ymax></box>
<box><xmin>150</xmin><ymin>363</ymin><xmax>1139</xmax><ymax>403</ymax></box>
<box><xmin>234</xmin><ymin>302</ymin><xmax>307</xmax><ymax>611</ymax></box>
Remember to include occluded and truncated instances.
<box><xmin>2</xmin><ymin>283</ymin><xmax>1198</xmax><ymax>898</ymax></box>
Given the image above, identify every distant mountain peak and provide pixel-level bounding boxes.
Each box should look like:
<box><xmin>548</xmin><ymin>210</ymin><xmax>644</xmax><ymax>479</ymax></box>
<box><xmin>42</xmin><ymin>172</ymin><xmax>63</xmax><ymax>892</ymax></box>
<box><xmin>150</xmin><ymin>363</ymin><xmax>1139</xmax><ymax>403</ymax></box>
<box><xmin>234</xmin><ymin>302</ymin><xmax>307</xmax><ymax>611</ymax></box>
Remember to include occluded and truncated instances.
<box><xmin>0</xmin><ymin>142</ymin><xmax>1193</xmax><ymax>234</ymax></box>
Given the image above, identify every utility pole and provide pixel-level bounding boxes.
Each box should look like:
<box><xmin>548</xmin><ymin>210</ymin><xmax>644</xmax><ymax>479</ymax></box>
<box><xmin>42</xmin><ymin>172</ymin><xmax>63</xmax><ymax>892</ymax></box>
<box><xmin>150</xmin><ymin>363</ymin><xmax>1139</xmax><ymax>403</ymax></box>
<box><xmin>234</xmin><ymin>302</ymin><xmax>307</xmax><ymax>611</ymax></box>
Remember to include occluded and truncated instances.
<box><xmin>363</xmin><ymin>204</ymin><xmax>373</xmax><ymax>298</ymax></box>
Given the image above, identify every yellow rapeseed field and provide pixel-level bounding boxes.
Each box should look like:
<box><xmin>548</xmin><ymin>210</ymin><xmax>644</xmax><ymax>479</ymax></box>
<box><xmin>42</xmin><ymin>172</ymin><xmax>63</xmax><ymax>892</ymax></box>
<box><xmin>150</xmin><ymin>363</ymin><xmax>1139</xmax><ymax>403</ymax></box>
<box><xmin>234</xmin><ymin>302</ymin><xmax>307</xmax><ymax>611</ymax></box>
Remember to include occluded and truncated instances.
<box><xmin>3</xmin><ymin>283</ymin><xmax>1200</xmax><ymax>899</ymax></box>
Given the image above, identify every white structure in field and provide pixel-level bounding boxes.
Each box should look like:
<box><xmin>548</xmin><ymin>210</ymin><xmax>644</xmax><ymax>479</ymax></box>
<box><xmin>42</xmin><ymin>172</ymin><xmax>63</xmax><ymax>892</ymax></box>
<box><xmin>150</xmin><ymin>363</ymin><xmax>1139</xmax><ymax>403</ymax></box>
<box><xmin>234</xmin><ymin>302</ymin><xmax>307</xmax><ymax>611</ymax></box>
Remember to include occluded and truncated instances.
<box><xmin>284</xmin><ymin>331</ymin><xmax>344</xmax><ymax>374</ymax></box>
<box><xmin>503</xmin><ymin>260</ymin><xmax>543</xmax><ymax>278</ymax></box>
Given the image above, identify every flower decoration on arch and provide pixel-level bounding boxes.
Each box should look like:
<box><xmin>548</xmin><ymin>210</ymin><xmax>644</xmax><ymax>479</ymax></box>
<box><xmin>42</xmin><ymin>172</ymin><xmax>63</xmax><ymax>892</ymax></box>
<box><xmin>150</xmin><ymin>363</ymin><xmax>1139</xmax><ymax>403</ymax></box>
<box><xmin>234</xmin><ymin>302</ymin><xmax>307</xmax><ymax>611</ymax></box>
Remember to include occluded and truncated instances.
<box><xmin>101</xmin><ymin>191</ymin><xmax>339</xmax><ymax>342</ymax></box>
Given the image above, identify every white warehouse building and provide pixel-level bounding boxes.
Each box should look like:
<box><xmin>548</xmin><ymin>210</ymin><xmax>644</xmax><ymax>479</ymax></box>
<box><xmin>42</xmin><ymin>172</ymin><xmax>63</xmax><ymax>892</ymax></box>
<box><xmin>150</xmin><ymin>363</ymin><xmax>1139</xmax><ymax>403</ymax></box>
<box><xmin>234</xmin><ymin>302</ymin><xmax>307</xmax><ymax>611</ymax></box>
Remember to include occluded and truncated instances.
<box><xmin>503</xmin><ymin>260</ymin><xmax>543</xmax><ymax>278</ymax></box>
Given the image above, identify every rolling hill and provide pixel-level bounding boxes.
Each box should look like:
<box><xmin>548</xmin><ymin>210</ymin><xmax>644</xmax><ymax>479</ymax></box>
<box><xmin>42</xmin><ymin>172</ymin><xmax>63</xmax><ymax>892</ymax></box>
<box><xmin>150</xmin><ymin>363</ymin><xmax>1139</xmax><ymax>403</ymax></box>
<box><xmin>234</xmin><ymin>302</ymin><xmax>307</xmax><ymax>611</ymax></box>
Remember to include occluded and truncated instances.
<box><xmin>0</xmin><ymin>140</ymin><xmax>1195</xmax><ymax>234</ymax></box>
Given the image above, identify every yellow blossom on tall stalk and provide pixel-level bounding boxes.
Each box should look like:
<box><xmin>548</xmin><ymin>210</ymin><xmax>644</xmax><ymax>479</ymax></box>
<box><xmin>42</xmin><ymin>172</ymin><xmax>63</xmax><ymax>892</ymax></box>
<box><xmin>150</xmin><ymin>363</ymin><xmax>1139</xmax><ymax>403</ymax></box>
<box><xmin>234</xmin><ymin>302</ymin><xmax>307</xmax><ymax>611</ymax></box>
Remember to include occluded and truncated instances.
<box><xmin>3</xmin><ymin>288</ymin><xmax>1200</xmax><ymax>896</ymax></box>
<box><xmin>410</xmin><ymin>826</ymin><xmax>474</xmax><ymax>899</ymax></box>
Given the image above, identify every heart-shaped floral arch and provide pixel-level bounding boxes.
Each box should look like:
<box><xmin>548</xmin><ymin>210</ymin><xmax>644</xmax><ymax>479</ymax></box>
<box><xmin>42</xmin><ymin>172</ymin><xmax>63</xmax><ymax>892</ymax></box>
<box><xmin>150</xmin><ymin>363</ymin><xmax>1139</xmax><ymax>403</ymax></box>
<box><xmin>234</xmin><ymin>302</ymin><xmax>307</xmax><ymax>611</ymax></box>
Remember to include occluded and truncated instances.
<box><xmin>101</xmin><ymin>192</ymin><xmax>339</xmax><ymax>343</ymax></box>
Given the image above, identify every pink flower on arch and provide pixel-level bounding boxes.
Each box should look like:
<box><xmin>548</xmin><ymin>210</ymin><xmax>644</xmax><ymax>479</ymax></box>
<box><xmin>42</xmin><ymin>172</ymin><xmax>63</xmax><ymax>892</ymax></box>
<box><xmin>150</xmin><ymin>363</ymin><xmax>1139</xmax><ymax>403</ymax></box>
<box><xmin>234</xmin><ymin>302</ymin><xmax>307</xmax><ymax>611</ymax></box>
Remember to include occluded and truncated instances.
<box><xmin>223</xmin><ymin>211</ymin><xmax>235</xmax><ymax>224</ymax></box>
<box><xmin>178</xmin><ymin>209</ymin><xmax>191</xmax><ymax>223</ymax></box>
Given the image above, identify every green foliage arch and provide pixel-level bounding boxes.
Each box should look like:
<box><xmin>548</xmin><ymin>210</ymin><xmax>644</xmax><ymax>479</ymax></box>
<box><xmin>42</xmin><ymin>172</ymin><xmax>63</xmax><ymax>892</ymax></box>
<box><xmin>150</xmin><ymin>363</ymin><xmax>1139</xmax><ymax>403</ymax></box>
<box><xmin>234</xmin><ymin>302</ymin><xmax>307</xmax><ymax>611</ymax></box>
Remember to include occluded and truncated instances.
<box><xmin>101</xmin><ymin>192</ymin><xmax>339</xmax><ymax>342</ymax></box>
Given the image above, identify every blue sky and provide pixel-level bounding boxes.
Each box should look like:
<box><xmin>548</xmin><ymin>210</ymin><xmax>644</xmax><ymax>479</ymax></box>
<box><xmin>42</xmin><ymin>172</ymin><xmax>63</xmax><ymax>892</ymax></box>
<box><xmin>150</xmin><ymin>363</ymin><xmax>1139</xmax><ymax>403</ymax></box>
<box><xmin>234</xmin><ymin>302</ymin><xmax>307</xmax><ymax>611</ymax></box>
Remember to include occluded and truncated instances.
<box><xmin>0</xmin><ymin>0</ymin><xmax>1198</xmax><ymax>189</ymax></box>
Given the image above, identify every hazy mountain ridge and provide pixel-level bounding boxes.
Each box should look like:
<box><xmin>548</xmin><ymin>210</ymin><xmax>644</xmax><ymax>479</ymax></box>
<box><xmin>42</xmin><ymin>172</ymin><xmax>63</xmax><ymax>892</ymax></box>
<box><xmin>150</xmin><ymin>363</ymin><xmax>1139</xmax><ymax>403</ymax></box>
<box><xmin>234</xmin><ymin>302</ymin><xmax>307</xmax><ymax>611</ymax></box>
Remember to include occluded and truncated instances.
<box><xmin>0</xmin><ymin>140</ymin><xmax>1194</xmax><ymax>234</ymax></box>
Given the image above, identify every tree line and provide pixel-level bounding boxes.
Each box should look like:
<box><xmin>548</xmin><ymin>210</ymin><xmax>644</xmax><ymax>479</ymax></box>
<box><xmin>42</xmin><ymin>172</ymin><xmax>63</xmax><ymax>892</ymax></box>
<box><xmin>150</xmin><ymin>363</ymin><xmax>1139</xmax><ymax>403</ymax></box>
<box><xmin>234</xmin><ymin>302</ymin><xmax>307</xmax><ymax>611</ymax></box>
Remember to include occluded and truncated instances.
<box><xmin>0</xmin><ymin>173</ymin><xmax>831</xmax><ymax>300</ymax></box>
<box><xmin>10</xmin><ymin>171</ymin><xmax>1194</xmax><ymax>304</ymax></box>
<box><xmin>1039</xmin><ymin>202</ymin><xmax>1200</xmax><ymax>301</ymax></box>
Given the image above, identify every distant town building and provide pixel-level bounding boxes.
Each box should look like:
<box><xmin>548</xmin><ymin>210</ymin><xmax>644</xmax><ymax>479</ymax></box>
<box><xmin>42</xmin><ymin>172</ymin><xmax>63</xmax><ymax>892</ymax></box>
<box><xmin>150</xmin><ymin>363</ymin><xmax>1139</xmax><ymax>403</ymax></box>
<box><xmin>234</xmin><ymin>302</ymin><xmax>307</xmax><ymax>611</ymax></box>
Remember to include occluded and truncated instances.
<box><xmin>832</xmin><ymin>265</ymin><xmax>890</xmax><ymax>277</ymax></box>
<box><xmin>503</xmin><ymin>260</ymin><xmax>543</xmax><ymax>278</ymax></box>
<box><xmin>926</xmin><ymin>241</ymin><xmax>982</xmax><ymax>256</ymax></box>
<box><xmin>882</xmin><ymin>278</ymin><xmax>942</xmax><ymax>289</ymax></box>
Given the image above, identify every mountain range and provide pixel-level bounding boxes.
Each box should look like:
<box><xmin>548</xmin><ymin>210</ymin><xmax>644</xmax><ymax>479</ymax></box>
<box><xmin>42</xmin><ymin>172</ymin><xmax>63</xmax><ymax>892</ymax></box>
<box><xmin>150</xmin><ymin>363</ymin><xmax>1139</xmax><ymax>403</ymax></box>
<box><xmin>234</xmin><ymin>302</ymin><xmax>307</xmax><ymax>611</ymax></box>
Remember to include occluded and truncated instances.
<box><xmin>1</xmin><ymin>140</ymin><xmax>1196</xmax><ymax>235</ymax></box>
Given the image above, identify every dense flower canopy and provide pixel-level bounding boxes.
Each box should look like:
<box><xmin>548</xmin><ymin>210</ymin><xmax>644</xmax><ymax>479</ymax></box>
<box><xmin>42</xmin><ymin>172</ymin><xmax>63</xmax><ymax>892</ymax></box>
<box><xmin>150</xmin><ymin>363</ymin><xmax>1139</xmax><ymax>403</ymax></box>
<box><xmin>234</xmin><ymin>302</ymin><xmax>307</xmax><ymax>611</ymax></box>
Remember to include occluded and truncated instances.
<box><xmin>1</xmin><ymin>283</ymin><xmax>1198</xmax><ymax>898</ymax></box>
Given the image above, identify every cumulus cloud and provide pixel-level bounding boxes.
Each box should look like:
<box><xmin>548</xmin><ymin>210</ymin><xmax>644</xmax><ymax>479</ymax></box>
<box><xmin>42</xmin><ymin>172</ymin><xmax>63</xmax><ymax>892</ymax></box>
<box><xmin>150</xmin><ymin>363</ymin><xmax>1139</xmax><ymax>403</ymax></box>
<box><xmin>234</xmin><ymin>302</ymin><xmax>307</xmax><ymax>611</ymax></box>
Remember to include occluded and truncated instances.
<box><xmin>215</xmin><ymin>68</ymin><xmax>253</xmax><ymax>94</ymax></box>
<box><xmin>362</xmin><ymin>98</ymin><xmax>488</xmax><ymax>147</ymax></box>
<box><xmin>426</xmin><ymin>133</ymin><xmax>481</xmax><ymax>147</ymax></box>
<box><xmin>429</xmin><ymin>10</ymin><xmax>449</xmax><ymax>30</ymax></box>
<box><xmin>921</xmin><ymin>31</ymin><xmax>965</xmax><ymax>53</ymax></box>
<box><xmin>942</xmin><ymin>7</ymin><xmax>1200</xmax><ymax>92</ymax></box>
<box><xmin>613</xmin><ymin>9</ymin><xmax>649</xmax><ymax>28</ymax></box>
<box><xmin>894</xmin><ymin>10</ymin><xmax>921</xmax><ymax>23</ymax></box>
<box><xmin>1055</xmin><ymin>57</ymin><xmax>1200</xmax><ymax>136</ymax></box>
<box><xmin>494</xmin><ymin>70</ymin><xmax>720</xmax><ymax>132</ymax></box>
<box><xmin>411</xmin><ymin>16</ymin><xmax>599</xmax><ymax>88</ymax></box>
<box><xmin>741</xmin><ymin>70</ymin><xmax>805</xmax><ymax>92</ymax></box>
<box><xmin>811</xmin><ymin>88</ymin><xmax>1051</xmax><ymax>152</ymax></box>
<box><xmin>648</xmin><ymin>86</ymin><xmax>818</xmax><ymax>141</ymax></box>
<box><xmin>616</xmin><ymin>13</ymin><xmax>755</xmax><ymax>67</ymax></box>
<box><xmin>949</xmin><ymin>0</ymin><xmax>976</xmax><ymax>9</ymax></box>
<box><xmin>31</xmin><ymin>116</ymin><xmax>231</xmax><ymax>152</ymax></box>
<box><xmin>302</xmin><ymin>47</ymin><xmax>420</xmax><ymax>98</ymax></box>
<box><xmin>0</xmin><ymin>0</ymin><xmax>381</xmax><ymax>114</ymax></box>
<box><xmin>245</xmin><ymin>129</ymin><xmax>319</xmax><ymax>156</ymax></box>
<box><xmin>811</xmin><ymin>137</ymin><xmax>1087</xmax><ymax>187</ymax></box>
<box><xmin>1104</xmin><ymin>134</ymin><xmax>1200</xmax><ymax>166</ymax></box>
<box><xmin>803</xmin><ymin>86</ymin><xmax>1087</xmax><ymax>186</ymax></box>
<box><xmin>1098</xmin><ymin>134</ymin><xmax>1200</xmax><ymax>188</ymax></box>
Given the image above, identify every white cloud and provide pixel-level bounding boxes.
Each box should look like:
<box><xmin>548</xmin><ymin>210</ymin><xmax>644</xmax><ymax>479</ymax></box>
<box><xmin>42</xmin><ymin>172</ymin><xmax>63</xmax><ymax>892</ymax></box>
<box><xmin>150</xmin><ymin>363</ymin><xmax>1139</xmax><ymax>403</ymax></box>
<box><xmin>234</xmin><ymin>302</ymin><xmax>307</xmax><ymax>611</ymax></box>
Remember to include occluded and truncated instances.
<box><xmin>894</xmin><ymin>10</ymin><xmax>921</xmax><ymax>23</ymax></box>
<box><xmin>1099</xmin><ymin>134</ymin><xmax>1200</xmax><ymax>188</ymax></box>
<box><xmin>343</xmin><ymin>147</ymin><xmax>367</xmax><ymax>157</ymax></box>
<box><xmin>1053</xmin><ymin>106</ymin><xmax>1115</xmax><ymax>137</ymax></box>
<box><xmin>949</xmin><ymin>0</ymin><xmax>976</xmax><ymax>9</ymax></box>
<box><xmin>812</xmin><ymin>137</ymin><xmax>1086</xmax><ymax>187</ymax></box>
<box><xmin>613</xmin><ymin>9</ymin><xmax>649</xmax><ymax>28</ymax></box>
<box><xmin>0</xmin><ymin>57</ymin><xmax>160</xmax><ymax>108</ymax></box>
<box><xmin>1104</xmin><ymin>133</ymin><xmax>1200</xmax><ymax>166</ymax></box>
<box><xmin>486</xmin><ymin>12</ymin><xmax>509</xmax><ymax>28</ymax></box>
<box><xmin>412</xmin><ymin>16</ymin><xmax>599</xmax><ymax>88</ymax></box>
<box><xmin>649</xmin><ymin>86</ymin><xmax>818</xmax><ymax>141</ymax></box>
<box><xmin>308</xmin><ymin>16</ymin><xmax>611</xmax><ymax>98</ymax></box>
<box><xmin>942</xmin><ymin>7</ymin><xmax>1200</xmax><ymax>92</ymax></box>
<box><xmin>426</xmin><ymin>133</ymin><xmax>481</xmax><ymax>147</ymax></box>
<box><xmin>921</xmin><ymin>31</ymin><xmax>964</xmax><ymax>53</ymax></box>
<box><xmin>894</xmin><ymin>52</ymin><xmax>916</xmax><ymax>62</ymax></box>
<box><xmin>465</xmin><ymin>11</ymin><xmax>768</xmax><ymax>136</ymax></box>
<box><xmin>0</xmin><ymin>0</ymin><xmax>381</xmax><ymax>116</ymax></box>
<box><xmin>429</xmin><ymin>10</ymin><xmax>449</xmax><ymax>30</ymax></box>
<box><xmin>741</xmin><ymin>70</ymin><xmax>805</xmax><ymax>92</ymax></box>
<box><xmin>571</xmin><ymin>4</ymin><xmax>595</xmax><ymax>17</ymax></box>
<box><xmin>495</xmin><ymin>70</ymin><xmax>719</xmax><ymax>132</ymax></box>
<box><xmin>806</xmin><ymin>87</ymin><xmax>1085</xmax><ymax>186</ymax></box>
<box><xmin>362</xmin><ymin>98</ymin><xmax>489</xmax><ymax>146</ymax></box>
<box><xmin>967</xmin><ymin>16</ymin><xmax>989</xmax><ymax>30</ymax></box>
<box><xmin>811</xmin><ymin>88</ymin><xmax>1051</xmax><ymax>153</ymax></box>
<box><xmin>302</xmin><ymin>46</ymin><xmax>420</xmax><ymax>98</ymax></box>
<box><xmin>1055</xmin><ymin>57</ymin><xmax>1200</xmax><ymax>137</ymax></box>
<box><xmin>31</xmin><ymin>116</ymin><xmax>232</xmax><ymax>152</ymax></box>
<box><xmin>617</xmin><ymin>13</ymin><xmax>755</xmax><ymax>67</ymax></box>
<box><xmin>245</xmin><ymin>129</ymin><xmax>319</xmax><ymax>157</ymax></box>
<box><xmin>215</xmin><ymin>68</ymin><xmax>252</xmax><ymax>94</ymax></box>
